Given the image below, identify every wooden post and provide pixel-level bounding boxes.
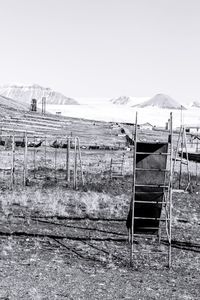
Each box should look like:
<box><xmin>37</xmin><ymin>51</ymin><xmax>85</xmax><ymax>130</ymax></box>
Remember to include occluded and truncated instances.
<box><xmin>179</xmin><ymin>127</ymin><xmax>184</xmax><ymax>189</ymax></box>
<box><xmin>179</xmin><ymin>107</ymin><xmax>184</xmax><ymax>189</ymax></box>
<box><xmin>110</xmin><ymin>158</ymin><xmax>113</xmax><ymax>179</ymax></box>
<box><xmin>66</xmin><ymin>137</ymin><xmax>70</xmax><ymax>183</ymax></box>
<box><xmin>23</xmin><ymin>131</ymin><xmax>28</xmax><ymax>186</ymax></box>
<box><xmin>33</xmin><ymin>136</ymin><xmax>36</xmax><ymax>179</ymax></box>
<box><xmin>54</xmin><ymin>147</ymin><xmax>57</xmax><ymax>181</ymax></box>
<box><xmin>173</xmin><ymin>125</ymin><xmax>190</xmax><ymax>190</ymax></box>
<box><xmin>195</xmin><ymin>128</ymin><xmax>199</xmax><ymax>185</ymax></box>
<box><xmin>77</xmin><ymin>137</ymin><xmax>84</xmax><ymax>186</ymax></box>
<box><xmin>121</xmin><ymin>153</ymin><xmax>125</xmax><ymax>176</ymax></box>
<box><xmin>168</xmin><ymin>112</ymin><xmax>173</xmax><ymax>268</ymax></box>
<box><xmin>44</xmin><ymin>136</ymin><xmax>47</xmax><ymax>178</ymax></box>
<box><xmin>172</xmin><ymin>128</ymin><xmax>182</xmax><ymax>176</ymax></box>
<box><xmin>10</xmin><ymin>133</ymin><xmax>15</xmax><ymax>189</ymax></box>
<box><xmin>130</xmin><ymin>112</ymin><xmax>137</xmax><ymax>266</ymax></box>
<box><xmin>183</xmin><ymin>127</ymin><xmax>191</xmax><ymax>191</ymax></box>
<box><xmin>73</xmin><ymin>138</ymin><xmax>77</xmax><ymax>189</ymax></box>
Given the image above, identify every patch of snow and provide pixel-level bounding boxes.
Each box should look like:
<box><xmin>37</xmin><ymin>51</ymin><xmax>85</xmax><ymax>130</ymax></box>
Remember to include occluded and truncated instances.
<box><xmin>0</xmin><ymin>84</ymin><xmax>78</xmax><ymax>105</ymax></box>
<box><xmin>190</xmin><ymin>101</ymin><xmax>200</xmax><ymax>108</ymax></box>
<box><xmin>109</xmin><ymin>96</ymin><xmax>150</xmax><ymax>106</ymax></box>
<box><xmin>46</xmin><ymin>104</ymin><xmax>200</xmax><ymax>128</ymax></box>
<box><xmin>133</xmin><ymin>93</ymin><xmax>186</xmax><ymax>110</ymax></box>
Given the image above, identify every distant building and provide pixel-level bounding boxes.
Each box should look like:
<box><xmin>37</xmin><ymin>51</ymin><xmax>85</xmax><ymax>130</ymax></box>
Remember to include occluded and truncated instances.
<box><xmin>139</xmin><ymin>122</ymin><xmax>153</xmax><ymax>130</ymax></box>
<box><xmin>183</xmin><ymin>126</ymin><xmax>200</xmax><ymax>134</ymax></box>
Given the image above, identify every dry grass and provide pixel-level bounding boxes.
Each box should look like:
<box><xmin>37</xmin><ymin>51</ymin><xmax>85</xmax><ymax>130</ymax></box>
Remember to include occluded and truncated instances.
<box><xmin>0</xmin><ymin>181</ymin><xmax>199</xmax><ymax>299</ymax></box>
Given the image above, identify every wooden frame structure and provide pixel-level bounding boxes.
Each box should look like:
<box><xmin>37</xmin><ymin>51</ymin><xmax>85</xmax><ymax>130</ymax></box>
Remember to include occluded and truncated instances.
<box><xmin>173</xmin><ymin>125</ymin><xmax>190</xmax><ymax>190</ymax></box>
<box><xmin>110</xmin><ymin>153</ymin><xmax>125</xmax><ymax>179</ymax></box>
<box><xmin>0</xmin><ymin>129</ymin><xmax>84</xmax><ymax>190</ymax></box>
<box><xmin>128</xmin><ymin>112</ymin><xmax>173</xmax><ymax>268</ymax></box>
<box><xmin>194</xmin><ymin>129</ymin><xmax>199</xmax><ymax>184</ymax></box>
<box><xmin>73</xmin><ymin>136</ymin><xmax>84</xmax><ymax>189</ymax></box>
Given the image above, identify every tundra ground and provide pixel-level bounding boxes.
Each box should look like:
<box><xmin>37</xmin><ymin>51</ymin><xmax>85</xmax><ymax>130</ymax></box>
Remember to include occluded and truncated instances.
<box><xmin>0</xmin><ymin>114</ymin><xmax>199</xmax><ymax>299</ymax></box>
<box><xmin>0</xmin><ymin>173</ymin><xmax>200</xmax><ymax>299</ymax></box>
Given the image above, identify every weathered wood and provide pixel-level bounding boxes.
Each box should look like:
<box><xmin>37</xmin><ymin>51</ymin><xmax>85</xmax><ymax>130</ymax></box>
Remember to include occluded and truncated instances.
<box><xmin>131</xmin><ymin>112</ymin><xmax>137</xmax><ymax>266</ymax></box>
<box><xmin>44</xmin><ymin>136</ymin><xmax>47</xmax><ymax>178</ymax></box>
<box><xmin>66</xmin><ymin>137</ymin><xmax>70</xmax><ymax>182</ymax></box>
<box><xmin>23</xmin><ymin>131</ymin><xmax>28</xmax><ymax>186</ymax></box>
<box><xmin>179</xmin><ymin>127</ymin><xmax>184</xmax><ymax>189</ymax></box>
<box><xmin>33</xmin><ymin>136</ymin><xmax>36</xmax><ymax>179</ymax></box>
<box><xmin>183</xmin><ymin>127</ymin><xmax>191</xmax><ymax>190</ymax></box>
<box><xmin>54</xmin><ymin>147</ymin><xmax>57</xmax><ymax>181</ymax></box>
<box><xmin>10</xmin><ymin>133</ymin><xmax>15</xmax><ymax>189</ymax></box>
<box><xmin>73</xmin><ymin>138</ymin><xmax>78</xmax><ymax>189</ymax></box>
<box><xmin>77</xmin><ymin>137</ymin><xmax>84</xmax><ymax>186</ymax></box>
<box><xmin>168</xmin><ymin>112</ymin><xmax>173</xmax><ymax>268</ymax></box>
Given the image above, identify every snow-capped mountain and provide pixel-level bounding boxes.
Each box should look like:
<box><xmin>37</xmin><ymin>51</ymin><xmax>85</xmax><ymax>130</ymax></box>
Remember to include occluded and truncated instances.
<box><xmin>133</xmin><ymin>94</ymin><xmax>186</xmax><ymax>110</ymax></box>
<box><xmin>110</xmin><ymin>96</ymin><xmax>133</xmax><ymax>105</ymax></box>
<box><xmin>191</xmin><ymin>101</ymin><xmax>200</xmax><ymax>108</ymax></box>
<box><xmin>109</xmin><ymin>96</ymin><xmax>149</xmax><ymax>106</ymax></box>
<box><xmin>0</xmin><ymin>84</ymin><xmax>79</xmax><ymax>105</ymax></box>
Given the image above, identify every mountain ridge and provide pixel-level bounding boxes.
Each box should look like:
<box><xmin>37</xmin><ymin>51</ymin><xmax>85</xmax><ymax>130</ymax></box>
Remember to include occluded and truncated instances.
<box><xmin>191</xmin><ymin>101</ymin><xmax>200</xmax><ymax>108</ymax></box>
<box><xmin>0</xmin><ymin>84</ymin><xmax>79</xmax><ymax>105</ymax></box>
<box><xmin>133</xmin><ymin>93</ymin><xmax>186</xmax><ymax>110</ymax></box>
<box><xmin>110</xmin><ymin>96</ymin><xmax>133</xmax><ymax>105</ymax></box>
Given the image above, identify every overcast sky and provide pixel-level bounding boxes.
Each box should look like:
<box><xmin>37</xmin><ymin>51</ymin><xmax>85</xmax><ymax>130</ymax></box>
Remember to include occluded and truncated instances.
<box><xmin>0</xmin><ymin>0</ymin><xmax>200</xmax><ymax>102</ymax></box>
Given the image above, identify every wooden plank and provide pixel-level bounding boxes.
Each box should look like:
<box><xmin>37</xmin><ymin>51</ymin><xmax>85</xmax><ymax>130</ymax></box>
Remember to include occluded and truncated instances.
<box><xmin>66</xmin><ymin>137</ymin><xmax>70</xmax><ymax>183</ymax></box>
<box><xmin>131</xmin><ymin>112</ymin><xmax>137</xmax><ymax>266</ymax></box>
<box><xmin>73</xmin><ymin>138</ymin><xmax>77</xmax><ymax>190</ymax></box>
<box><xmin>77</xmin><ymin>137</ymin><xmax>84</xmax><ymax>186</ymax></box>
<box><xmin>136</xmin><ymin>152</ymin><xmax>169</xmax><ymax>155</ymax></box>
<box><xmin>23</xmin><ymin>131</ymin><xmax>28</xmax><ymax>186</ymax></box>
<box><xmin>10</xmin><ymin>133</ymin><xmax>15</xmax><ymax>189</ymax></box>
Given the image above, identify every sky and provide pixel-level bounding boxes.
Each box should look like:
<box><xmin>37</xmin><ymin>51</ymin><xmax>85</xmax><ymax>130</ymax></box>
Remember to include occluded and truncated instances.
<box><xmin>0</xmin><ymin>0</ymin><xmax>200</xmax><ymax>103</ymax></box>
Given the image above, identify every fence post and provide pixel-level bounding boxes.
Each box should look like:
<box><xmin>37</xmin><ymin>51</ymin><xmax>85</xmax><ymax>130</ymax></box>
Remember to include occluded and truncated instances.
<box><xmin>110</xmin><ymin>158</ymin><xmax>113</xmax><ymax>179</ymax></box>
<box><xmin>33</xmin><ymin>136</ymin><xmax>36</xmax><ymax>179</ymax></box>
<box><xmin>23</xmin><ymin>131</ymin><xmax>28</xmax><ymax>186</ymax></box>
<box><xmin>77</xmin><ymin>137</ymin><xmax>84</xmax><ymax>186</ymax></box>
<box><xmin>73</xmin><ymin>138</ymin><xmax>77</xmax><ymax>189</ymax></box>
<box><xmin>10</xmin><ymin>132</ymin><xmax>15</xmax><ymax>189</ymax></box>
<box><xmin>44</xmin><ymin>136</ymin><xmax>47</xmax><ymax>178</ymax></box>
<box><xmin>54</xmin><ymin>147</ymin><xmax>57</xmax><ymax>181</ymax></box>
<box><xmin>66</xmin><ymin>137</ymin><xmax>70</xmax><ymax>183</ymax></box>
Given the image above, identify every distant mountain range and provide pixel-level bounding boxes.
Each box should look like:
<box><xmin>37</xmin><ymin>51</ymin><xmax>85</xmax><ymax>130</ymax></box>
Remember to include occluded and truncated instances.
<box><xmin>110</xmin><ymin>96</ymin><xmax>133</xmax><ymax>105</ymax></box>
<box><xmin>0</xmin><ymin>85</ymin><xmax>190</xmax><ymax>113</ymax></box>
<box><xmin>110</xmin><ymin>94</ymin><xmax>186</xmax><ymax>110</ymax></box>
<box><xmin>0</xmin><ymin>84</ymin><xmax>79</xmax><ymax>105</ymax></box>
<box><xmin>191</xmin><ymin>101</ymin><xmax>200</xmax><ymax>108</ymax></box>
<box><xmin>132</xmin><ymin>94</ymin><xmax>186</xmax><ymax>110</ymax></box>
